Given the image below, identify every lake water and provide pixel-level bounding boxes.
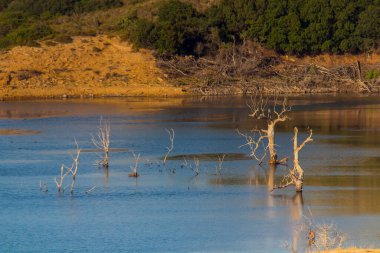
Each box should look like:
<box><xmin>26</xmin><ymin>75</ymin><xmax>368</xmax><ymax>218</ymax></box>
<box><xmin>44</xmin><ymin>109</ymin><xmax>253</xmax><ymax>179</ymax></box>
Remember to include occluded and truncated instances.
<box><xmin>1</xmin><ymin>95</ymin><xmax>380</xmax><ymax>252</ymax></box>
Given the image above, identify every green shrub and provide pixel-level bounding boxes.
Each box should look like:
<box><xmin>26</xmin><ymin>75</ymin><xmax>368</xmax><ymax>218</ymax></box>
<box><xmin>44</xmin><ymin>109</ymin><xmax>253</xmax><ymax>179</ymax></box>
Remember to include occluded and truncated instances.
<box><xmin>366</xmin><ymin>69</ymin><xmax>380</xmax><ymax>80</ymax></box>
<box><xmin>74</xmin><ymin>0</ymin><xmax>123</xmax><ymax>13</ymax></box>
<box><xmin>119</xmin><ymin>12</ymin><xmax>156</xmax><ymax>49</ymax></box>
<box><xmin>0</xmin><ymin>0</ymin><xmax>12</xmax><ymax>11</ymax></box>
<box><xmin>7</xmin><ymin>0</ymin><xmax>123</xmax><ymax>16</ymax></box>
<box><xmin>3</xmin><ymin>22</ymin><xmax>53</xmax><ymax>47</ymax></box>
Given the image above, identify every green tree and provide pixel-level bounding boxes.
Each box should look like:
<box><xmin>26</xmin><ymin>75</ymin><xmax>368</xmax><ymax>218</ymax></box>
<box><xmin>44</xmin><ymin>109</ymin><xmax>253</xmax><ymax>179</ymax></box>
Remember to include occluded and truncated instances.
<box><xmin>300</xmin><ymin>0</ymin><xmax>333</xmax><ymax>53</ymax></box>
<box><xmin>356</xmin><ymin>4</ymin><xmax>380</xmax><ymax>51</ymax></box>
<box><xmin>152</xmin><ymin>0</ymin><xmax>206</xmax><ymax>55</ymax></box>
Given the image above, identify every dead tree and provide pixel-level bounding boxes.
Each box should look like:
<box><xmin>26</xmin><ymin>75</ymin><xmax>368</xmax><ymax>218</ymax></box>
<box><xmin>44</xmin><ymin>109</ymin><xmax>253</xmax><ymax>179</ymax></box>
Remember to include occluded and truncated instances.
<box><xmin>92</xmin><ymin>118</ymin><xmax>110</xmax><ymax>169</ymax></box>
<box><xmin>238</xmin><ymin>129</ymin><xmax>268</xmax><ymax>165</ymax></box>
<box><xmin>54</xmin><ymin>164</ymin><xmax>70</xmax><ymax>192</ymax></box>
<box><xmin>215</xmin><ymin>154</ymin><xmax>226</xmax><ymax>176</ymax></box>
<box><xmin>241</xmin><ymin>95</ymin><xmax>291</xmax><ymax>165</ymax></box>
<box><xmin>39</xmin><ymin>180</ymin><xmax>48</xmax><ymax>192</ymax></box>
<box><xmin>67</xmin><ymin>141</ymin><xmax>81</xmax><ymax>194</ymax></box>
<box><xmin>193</xmin><ymin>158</ymin><xmax>200</xmax><ymax>177</ymax></box>
<box><xmin>128</xmin><ymin>151</ymin><xmax>140</xmax><ymax>178</ymax></box>
<box><xmin>163</xmin><ymin>128</ymin><xmax>175</xmax><ymax>166</ymax></box>
<box><xmin>273</xmin><ymin>127</ymin><xmax>313</xmax><ymax>192</ymax></box>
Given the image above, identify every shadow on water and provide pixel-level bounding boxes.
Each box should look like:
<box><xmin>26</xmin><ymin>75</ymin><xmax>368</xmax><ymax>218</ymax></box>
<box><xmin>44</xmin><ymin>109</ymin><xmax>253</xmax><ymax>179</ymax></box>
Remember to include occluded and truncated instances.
<box><xmin>167</xmin><ymin>152</ymin><xmax>251</xmax><ymax>161</ymax></box>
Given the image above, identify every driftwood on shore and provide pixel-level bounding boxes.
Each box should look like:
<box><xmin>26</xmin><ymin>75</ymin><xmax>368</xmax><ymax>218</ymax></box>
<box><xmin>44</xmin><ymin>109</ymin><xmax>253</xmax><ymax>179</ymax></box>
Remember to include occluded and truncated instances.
<box><xmin>158</xmin><ymin>42</ymin><xmax>380</xmax><ymax>95</ymax></box>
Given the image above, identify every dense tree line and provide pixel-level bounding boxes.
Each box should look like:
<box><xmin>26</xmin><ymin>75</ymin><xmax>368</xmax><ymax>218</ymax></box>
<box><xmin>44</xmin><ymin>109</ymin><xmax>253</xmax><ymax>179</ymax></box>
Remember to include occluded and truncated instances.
<box><xmin>0</xmin><ymin>0</ymin><xmax>122</xmax><ymax>48</ymax></box>
<box><xmin>0</xmin><ymin>0</ymin><xmax>378</xmax><ymax>55</ymax></box>
<box><xmin>123</xmin><ymin>0</ymin><xmax>380</xmax><ymax>55</ymax></box>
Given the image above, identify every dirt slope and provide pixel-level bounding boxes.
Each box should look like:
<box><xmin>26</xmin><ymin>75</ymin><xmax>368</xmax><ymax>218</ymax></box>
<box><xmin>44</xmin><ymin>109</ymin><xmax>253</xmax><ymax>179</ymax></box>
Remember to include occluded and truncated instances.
<box><xmin>0</xmin><ymin>35</ymin><xmax>183</xmax><ymax>99</ymax></box>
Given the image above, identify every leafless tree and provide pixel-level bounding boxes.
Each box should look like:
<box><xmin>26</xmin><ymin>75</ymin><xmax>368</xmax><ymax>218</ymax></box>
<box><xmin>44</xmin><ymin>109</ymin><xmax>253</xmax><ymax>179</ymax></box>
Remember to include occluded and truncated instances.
<box><xmin>67</xmin><ymin>141</ymin><xmax>81</xmax><ymax>194</ymax></box>
<box><xmin>243</xmin><ymin>94</ymin><xmax>291</xmax><ymax>165</ymax></box>
<box><xmin>193</xmin><ymin>158</ymin><xmax>200</xmax><ymax>177</ymax></box>
<box><xmin>128</xmin><ymin>151</ymin><xmax>140</xmax><ymax>178</ymax></box>
<box><xmin>92</xmin><ymin>118</ymin><xmax>110</xmax><ymax>169</ymax></box>
<box><xmin>273</xmin><ymin>127</ymin><xmax>313</xmax><ymax>192</ymax></box>
<box><xmin>215</xmin><ymin>154</ymin><xmax>226</xmax><ymax>176</ymax></box>
<box><xmin>163</xmin><ymin>128</ymin><xmax>175</xmax><ymax>166</ymax></box>
<box><xmin>54</xmin><ymin>164</ymin><xmax>70</xmax><ymax>192</ymax></box>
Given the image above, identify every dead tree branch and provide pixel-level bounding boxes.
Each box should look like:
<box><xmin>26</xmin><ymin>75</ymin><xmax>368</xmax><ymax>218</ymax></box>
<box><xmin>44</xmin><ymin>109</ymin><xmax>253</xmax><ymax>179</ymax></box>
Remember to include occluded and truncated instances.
<box><xmin>239</xmin><ymin>94</ymin><xmax>290</xmax><ymax>165</ymax></box>
<box><xmin>163</xmin><ymin>128</ymin><xmax>175</xmax><ymax>166</ymax></box>
<box><xmin>85</xmin><ymin>186</ymin><xmax>97</xmax><ymax>194</ymax></box>
<box><xmin>92</xmin><ymin>118</ymin><xmax>110</xmax><ymax>169</ymax></box>
<box><xmin>67</xmin><ymin>140</ymin><xmax>81</xmax><ymax>194</ymax></box>
<box><xmin>54</xmin><ymin>164</ymin><xmax>70</xmax><ymax>192</ymax></box>
<box><xmin>215</xmin><ymin>154</ymin><xmax>226</xmax><ymax>175</ymax></box>
<box><xmin>193</xmin><ymin>158</ymin><xmax>200</xmax><ymax>177</ymax></box>
<box><xmin>273</xmin><ymin>127</ymin><xmax>313</xmax><ymax>192</ymax></box>
<box><xmin>237</xmin><ymin>129</ymin><xmax>268</xmax><ymax>164</ymax></box>
<box><xmin>128</xmin><ymin>151</ymin><xmax>140</xmax><ymax>178</ymax></box>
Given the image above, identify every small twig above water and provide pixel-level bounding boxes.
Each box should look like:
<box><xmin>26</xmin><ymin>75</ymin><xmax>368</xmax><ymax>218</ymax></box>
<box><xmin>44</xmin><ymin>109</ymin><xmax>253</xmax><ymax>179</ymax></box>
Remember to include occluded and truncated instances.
<box><xmin>163</xmin><ymin>128</ymin><xmax>175</xmax><ymax>166</ymax></box>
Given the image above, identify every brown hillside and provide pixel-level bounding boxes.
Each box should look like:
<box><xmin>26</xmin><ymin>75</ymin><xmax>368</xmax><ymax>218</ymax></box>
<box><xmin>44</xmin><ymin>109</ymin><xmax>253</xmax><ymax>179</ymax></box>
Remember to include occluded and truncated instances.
<box><xmin>0</xmin><ymin>35</ymin><xmax>183</xmax><ymax>99</ymax></box>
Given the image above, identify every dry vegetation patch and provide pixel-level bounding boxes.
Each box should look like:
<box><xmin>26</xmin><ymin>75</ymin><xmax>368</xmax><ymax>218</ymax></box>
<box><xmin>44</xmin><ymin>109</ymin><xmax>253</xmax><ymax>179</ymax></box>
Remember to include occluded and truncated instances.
<box><xmin>0</xmin><ymin>35</ymin><xmax>183</xmax><ymax>99</ymax></box>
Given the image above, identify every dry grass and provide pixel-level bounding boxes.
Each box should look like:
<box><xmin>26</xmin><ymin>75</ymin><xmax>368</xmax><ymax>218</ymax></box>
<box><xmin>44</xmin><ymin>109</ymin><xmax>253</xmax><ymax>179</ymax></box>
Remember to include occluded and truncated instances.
<box><xmin>0</xmin><ymin>35</ymin><xmax>183</xmax><ymax>99</ymax></box>
<box><xmin>283</xmin><ymin>53</ymin><xmax>380</xmax><ymax>69</ymax></box>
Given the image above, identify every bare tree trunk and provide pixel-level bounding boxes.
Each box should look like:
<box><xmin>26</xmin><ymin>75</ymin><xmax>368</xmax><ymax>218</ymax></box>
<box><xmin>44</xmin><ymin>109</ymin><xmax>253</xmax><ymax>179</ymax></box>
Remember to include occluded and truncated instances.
<box><xmin>92</xmin><ymin>118</ymin><xmax>110</xmax><ymax>169</ymax></box>
<box><xmin>272</xmin><ymin>127</ymin><xmax>312</xmax><ymax>192</ymax></box>
<box><xmin>68</xmin><ymin>141</ymin><xmax>81</xmax><ymax>194</ymax></box>
<box><xmin>267</xmin><ymin>122</ymin><xmax>277</xmax><ymax>164</ymax></box>
<box><xmin>356</xmin><ymin>60</ymin><xmax>362</xmax><ymax>81</ymax></box>
<box><xmin>293</xmin><ymin>127</ymin><xmax>304</xmax><ymax>192</ymax></box>
<box><xmin>54</xmin><ymin>164</ymin><xmax>69</xmax><ymax>192</ymax></box>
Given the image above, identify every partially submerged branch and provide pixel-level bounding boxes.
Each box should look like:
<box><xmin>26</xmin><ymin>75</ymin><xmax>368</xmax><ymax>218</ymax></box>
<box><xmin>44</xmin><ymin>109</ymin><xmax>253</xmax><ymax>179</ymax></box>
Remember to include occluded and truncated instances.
<box><xmin>92</xmin><ymin>118</ymin><xmax>111</xmax><ymax>169</ymax></box>
<box><xmin>128</xmin><ymin>151</ymin><xmax>140</xmax><ymax>178</ymax></box>
<box><xmin>215</xmin><ymin>154</ymin><xmax>226</xmax><ymax>176</ymax></box>
<box><xmin>67</xmin><ymin>140</ymin><xmax>81</xmax><ymax>194</ymax></box>
<box><xmin>163</xmin><ymin>128</ymin><xmax>175</xmax><ymax>166</ymax></box>
<box><xmin>54</xmin><ymin>164</ymin><xmax>70</xmax><ymax>192</ymax></box>
<box><xmin>273</xmin><ymin>127</ymin><xmax>313</xmax><ymax>192</ymax></box>
<box><xmin>193</xmin><ymin>158</ymin><xmax>200</xmax><ymax>177</ymax></box>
